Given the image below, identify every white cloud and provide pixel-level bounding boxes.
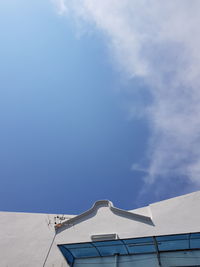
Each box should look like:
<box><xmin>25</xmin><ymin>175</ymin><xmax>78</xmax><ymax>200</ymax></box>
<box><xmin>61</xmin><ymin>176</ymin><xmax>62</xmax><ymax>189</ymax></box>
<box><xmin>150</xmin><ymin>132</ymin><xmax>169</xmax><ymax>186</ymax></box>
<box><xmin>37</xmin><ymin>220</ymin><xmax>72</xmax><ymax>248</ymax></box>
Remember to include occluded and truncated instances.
<box><xmin>53</xmin><ymin>0</ymin><xmax>200</xmax><ymax>188</ymax></box>
<box><xmin>51</xmin><ymin>0</ymin><xmax>68</xmax><ymax>15</ymax></box>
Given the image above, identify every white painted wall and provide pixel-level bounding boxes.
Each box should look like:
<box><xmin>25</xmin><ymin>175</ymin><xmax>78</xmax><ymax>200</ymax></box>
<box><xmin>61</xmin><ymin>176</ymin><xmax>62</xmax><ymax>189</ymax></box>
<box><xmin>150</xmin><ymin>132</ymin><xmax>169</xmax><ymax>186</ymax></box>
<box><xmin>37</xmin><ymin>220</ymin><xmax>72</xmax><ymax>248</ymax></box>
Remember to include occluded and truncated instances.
<box><xmin>0</xmin><ymin>191</ymin><xmax>200</xmax><ymax>266</ymax></box>
<box><xmin>0</xmin><ymin>212</ymin><xmax>68</xmax><ymax>266</ymax></box>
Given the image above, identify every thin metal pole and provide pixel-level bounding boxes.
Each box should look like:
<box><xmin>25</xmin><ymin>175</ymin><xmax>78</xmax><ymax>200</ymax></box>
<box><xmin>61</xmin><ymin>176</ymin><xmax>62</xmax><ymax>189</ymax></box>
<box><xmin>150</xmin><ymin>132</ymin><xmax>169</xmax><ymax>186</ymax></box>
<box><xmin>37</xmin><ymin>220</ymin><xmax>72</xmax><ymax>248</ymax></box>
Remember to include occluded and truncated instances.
<box><xmin>115</xmin><ymin>254</ymin><xmax>119</xmax><ymax>267</ymax></box>
<box><xmin>42</xmin><ymin>233</ymin><xmax>56</xmax><ymax>267</ymax></box>
<box><xmin>153</xmin><ymin>236</ymin><xmax>162</xmax><ymax>267</ymax></box>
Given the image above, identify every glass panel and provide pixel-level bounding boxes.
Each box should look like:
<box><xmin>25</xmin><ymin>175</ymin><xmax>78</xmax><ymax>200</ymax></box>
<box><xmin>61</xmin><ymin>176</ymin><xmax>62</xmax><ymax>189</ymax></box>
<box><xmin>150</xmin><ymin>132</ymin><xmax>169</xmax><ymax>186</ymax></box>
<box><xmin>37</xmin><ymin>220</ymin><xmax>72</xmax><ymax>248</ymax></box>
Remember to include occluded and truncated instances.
<box><xmin>157</xmin><ymin>234</ymin><xmax>189</xmax><ymax>241</ymax></box>
<box><xmin>64</xmin><ymin>243</ymin><xmax>100</xmax><ymax>258</ymax></box>
<box><xmin>118</xmin><ymin>254</ymin><xmax>159</xmax><ymax>267</ymax></box>
<box><xmin>190</xmin><ymin>233</ymin><xmax>200</xmax><ymax>249</ymax></box>
<box><xmin>160</xmin><ymin>250</ymin><xmax>200</xmax><ymax>266</ymax></box>
<box><xmin>124</xmin><ymin>237</ymin><xmax>154</xmax><ymax>244</ymax></box>
<box><xmin>58</xmin><ymin>245</ymin><xmax>74</xmax><ymax>265</ymax></box>
<box><xmin>92</xmin><ymin>240</ymin><xmax>127</xmax><ymax>256</ymax></box>
<box><xmin>69</xmin><ymin>247</ymin><xmax>99</xmax><ymax>258</ymax></box>
<box><xmin>74</xmin><ymin>255</ymin><xmax>116</xmax><ymax>267</ymax></box>
<box><xmin>59</xmin><ymin>233</ymin><xmax>200</xmax><ymax>264</ymax></box>
<box><xmin>190</xmin><ymin>233</ymin><xmax>200</xmax><ymax>239</ymax></box>
<box><xmin>96</xmin><ymin>244</ymin><xmax>127</xmax><ymax>256</ymax></box>
<box><xmin>64</xmin><ymin>243</ymin><xmax>93</xmax><ymax>249</ymax></box>
<box><xmin>156</xmin><ymin>234</ymin><xmax>189</xmax><ymax>251</ymax></box>
<box><xmin>123</xmin><ymin>237</ymin><xmax>156</xmax><ymax>254</ymax></box>
<box><xmin>92</xmin><ymin>240</ymin><xmax>124</xmax><ymax>246</ymax></box>
<box><xmin>74</xmin><ymin>254</ymin><xmax>159</xmax><ymax>267</ymax></box>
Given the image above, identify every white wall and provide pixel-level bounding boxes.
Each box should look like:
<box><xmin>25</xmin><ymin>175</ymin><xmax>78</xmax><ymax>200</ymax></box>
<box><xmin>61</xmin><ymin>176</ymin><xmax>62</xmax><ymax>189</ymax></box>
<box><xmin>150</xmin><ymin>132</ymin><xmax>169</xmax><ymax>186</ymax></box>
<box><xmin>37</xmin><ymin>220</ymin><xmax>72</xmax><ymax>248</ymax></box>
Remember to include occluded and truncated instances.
<box><xmin>1</xmin><ymin>191</ymin><xmax>200</xmax><ymax>266</ymax></box>
<box><xmin>0</xmin><ymin>212</ymin><xmax>67</xmax><ymax>266</ymax></box>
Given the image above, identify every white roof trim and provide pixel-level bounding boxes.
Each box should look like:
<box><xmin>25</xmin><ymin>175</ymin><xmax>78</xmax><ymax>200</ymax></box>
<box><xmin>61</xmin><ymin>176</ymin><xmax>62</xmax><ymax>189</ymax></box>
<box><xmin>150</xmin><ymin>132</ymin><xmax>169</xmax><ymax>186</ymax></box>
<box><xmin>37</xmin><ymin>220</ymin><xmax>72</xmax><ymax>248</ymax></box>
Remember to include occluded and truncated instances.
<box><xmin>55</xmin><ymin>200</ymin><xmax>153</xmax><ymax>231</ymax></box>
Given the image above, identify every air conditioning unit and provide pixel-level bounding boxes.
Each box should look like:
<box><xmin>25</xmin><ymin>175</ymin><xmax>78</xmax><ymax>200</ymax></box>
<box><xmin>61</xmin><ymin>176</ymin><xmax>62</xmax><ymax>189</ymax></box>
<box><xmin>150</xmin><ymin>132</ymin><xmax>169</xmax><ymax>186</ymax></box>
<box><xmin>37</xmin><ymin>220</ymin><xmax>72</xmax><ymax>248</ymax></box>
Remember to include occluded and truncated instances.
<box><xmin>91</xmin><ymin>233</ymin><xmax>118</xmax><ymax>241</ymax></box>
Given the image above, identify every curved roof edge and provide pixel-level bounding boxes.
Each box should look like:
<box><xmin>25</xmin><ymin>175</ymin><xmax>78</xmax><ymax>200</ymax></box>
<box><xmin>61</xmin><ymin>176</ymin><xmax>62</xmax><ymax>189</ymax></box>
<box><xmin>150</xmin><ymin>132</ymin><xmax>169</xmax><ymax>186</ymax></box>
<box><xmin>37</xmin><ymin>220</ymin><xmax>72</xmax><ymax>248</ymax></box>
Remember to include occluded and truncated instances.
<box><xmin>55</xmin><ymin>200</ymin><xmax>153</xmax><ymax>231</ymax></box>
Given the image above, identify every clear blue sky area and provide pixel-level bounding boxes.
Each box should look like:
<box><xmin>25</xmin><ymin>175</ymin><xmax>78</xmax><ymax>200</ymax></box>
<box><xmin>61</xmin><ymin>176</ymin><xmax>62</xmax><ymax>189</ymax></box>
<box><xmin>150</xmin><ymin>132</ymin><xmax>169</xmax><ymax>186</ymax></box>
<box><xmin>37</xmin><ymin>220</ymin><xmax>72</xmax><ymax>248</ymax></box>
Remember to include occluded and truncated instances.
<box><xmin>0</xmin><ymin>0</ymin><xmax>193</xmax><ymax>214</ymax></box>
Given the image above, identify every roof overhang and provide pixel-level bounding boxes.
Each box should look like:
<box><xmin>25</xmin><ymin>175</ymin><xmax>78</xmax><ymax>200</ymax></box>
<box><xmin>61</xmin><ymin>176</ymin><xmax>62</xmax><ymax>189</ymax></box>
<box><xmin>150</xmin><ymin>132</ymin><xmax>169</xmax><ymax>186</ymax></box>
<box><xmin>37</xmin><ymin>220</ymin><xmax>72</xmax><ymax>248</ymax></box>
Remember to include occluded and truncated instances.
<box><xmin>58</xmin><ymin>232</ymin><xmax>200</xmax><ymax>265</ymax></box>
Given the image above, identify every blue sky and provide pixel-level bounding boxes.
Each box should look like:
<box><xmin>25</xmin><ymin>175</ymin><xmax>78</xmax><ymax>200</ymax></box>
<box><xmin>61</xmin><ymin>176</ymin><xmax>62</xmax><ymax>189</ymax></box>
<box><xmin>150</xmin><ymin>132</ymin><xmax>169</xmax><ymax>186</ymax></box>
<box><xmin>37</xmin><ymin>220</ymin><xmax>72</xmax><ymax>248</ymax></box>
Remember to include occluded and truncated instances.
<box><xmin>0</xmin><ymin>0</ymin><xmax>200</xmax><ymax>214</ymax></box>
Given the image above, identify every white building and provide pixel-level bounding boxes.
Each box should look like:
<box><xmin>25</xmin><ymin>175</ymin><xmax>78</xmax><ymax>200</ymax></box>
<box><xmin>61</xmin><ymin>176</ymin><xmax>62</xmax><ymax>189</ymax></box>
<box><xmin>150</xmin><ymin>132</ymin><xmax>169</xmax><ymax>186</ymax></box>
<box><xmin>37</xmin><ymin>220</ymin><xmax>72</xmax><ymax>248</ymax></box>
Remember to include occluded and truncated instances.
<box><xmin>1</xmin><ymin>191</ymin><xmax>200</xmax><ymax>266</ymax></box>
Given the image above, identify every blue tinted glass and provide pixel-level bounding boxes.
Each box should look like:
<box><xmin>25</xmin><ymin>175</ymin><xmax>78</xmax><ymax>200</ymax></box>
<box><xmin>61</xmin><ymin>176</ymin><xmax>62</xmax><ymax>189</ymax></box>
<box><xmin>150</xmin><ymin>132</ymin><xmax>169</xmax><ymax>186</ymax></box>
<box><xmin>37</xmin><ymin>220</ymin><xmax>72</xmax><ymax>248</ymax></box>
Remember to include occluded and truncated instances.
<box><xmin>190</xmin><ymin>233</ymin><xmax>200</xmax><ymax>249</ymax></box>
<box><xmin>65</xmin><ymin>243</ymin><xmax>93</xmax><ymax>249</ymax></box>
<box><xmin>190</xmin><ymin>239</ymin><xmax>200</xmax><ymax>249</ymax></box>
<box><xmin>156</xmin><ymin>234</ymin><xmax>189</xmax><ymax>241</ymax></box>
<box><xmin>156</xmin><ymin>234</ymin><xmax>189</xmax><ymax>251</ymax></box>
<box><xmin>92</xmin><ymin>240</ymin><xmax>123</xmax><ymax>246</ymax></box>
<box><xmin>92</xmin><ymin>240</ymin><xmax>128</xmax><ymax>257</ymax></box>
<box><xmin>59</xmin><ymin>233</ymin><xmax>200</xmax><ymax>263</ymax></box>
<box><xmin>123</xmin><ymin>237</ymin><xmax>155</xmax><ymax>254</ymax></box>
<box><xmin>124</xmin><ymin>237</ymin><xmax>154</xmax><ymax>244</ymax></box>
<box><xmin>70</xmin><ymin>247</ymin><xmax>99</xmax><ymax>258</ymax></box>
<box><xmin>58</xmin><ymin>245</ymin><xmax>74</xmax><ymax>264</ymax></box>
<box><xmin>190</xmin><ymin>233</ymin><xmax>200</xmax><ymax>239</ymax></box>
<box><xmin>96</xmin><ymin>244</ymin><xmax>127</xmax><ymax>256</ymax></box>
<box><xmin>127</xmin><ymin>243</ymin><xmax>155</xmax><ymax>254</ymax></box>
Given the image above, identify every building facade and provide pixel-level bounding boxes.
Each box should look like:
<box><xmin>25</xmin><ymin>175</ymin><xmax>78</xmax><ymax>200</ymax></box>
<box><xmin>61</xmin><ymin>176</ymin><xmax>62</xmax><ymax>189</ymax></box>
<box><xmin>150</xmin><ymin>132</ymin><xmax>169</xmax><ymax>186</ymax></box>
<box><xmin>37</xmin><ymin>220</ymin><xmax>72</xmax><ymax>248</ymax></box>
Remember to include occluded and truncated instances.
<box><xmin>1</xmin><ymin>191</ymin><xmax>200</xmax><ymax>266</ymax></box>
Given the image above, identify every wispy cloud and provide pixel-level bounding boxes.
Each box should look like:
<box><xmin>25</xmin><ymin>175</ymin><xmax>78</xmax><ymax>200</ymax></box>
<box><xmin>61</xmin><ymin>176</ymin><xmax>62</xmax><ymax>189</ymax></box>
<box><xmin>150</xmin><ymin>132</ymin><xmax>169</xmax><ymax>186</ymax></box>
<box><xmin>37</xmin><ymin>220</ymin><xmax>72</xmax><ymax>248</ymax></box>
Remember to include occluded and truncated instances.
<box><xmin>53</xmin><ymin>0</ymin><xmax>200</xmax><ymax>192</ymax></box>
<box><xmin>51</xmin><ymin>0</ymin><xmax>68</xmax><ymax>15</ymax></box>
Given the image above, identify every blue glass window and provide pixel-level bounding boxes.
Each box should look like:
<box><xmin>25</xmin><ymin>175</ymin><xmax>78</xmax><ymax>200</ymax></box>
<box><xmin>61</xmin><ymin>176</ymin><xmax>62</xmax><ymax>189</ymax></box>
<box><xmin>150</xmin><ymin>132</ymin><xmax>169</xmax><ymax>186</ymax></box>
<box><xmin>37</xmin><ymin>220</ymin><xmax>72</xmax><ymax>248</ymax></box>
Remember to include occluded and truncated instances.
<box><xmin>58</xmin><ymin>232</ymin><xmax>200</xmax><ymax>265</ymax></box>
<box><xmin>156</xmin><ymin>234</ymin><xmax>189</xmax><ymax>251</ymax></box>
<box><xmin>92</xmin><ymin>240</ymin><xmax>127</xmax><ymax>256</ymax></box>
<box><xmin>123</xmin><ymin>237</ymin><xmax>155</xmax><ymax>254</ymax></box>
<box><xmin>63</xmin><ymin>243</ymin><xmax>99</xmax><ymax>258</ymax></box>
<box><xmin>190</xmin><ymin>233</ymin><xmax>200</xmax><ymax>249</ymax></box>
